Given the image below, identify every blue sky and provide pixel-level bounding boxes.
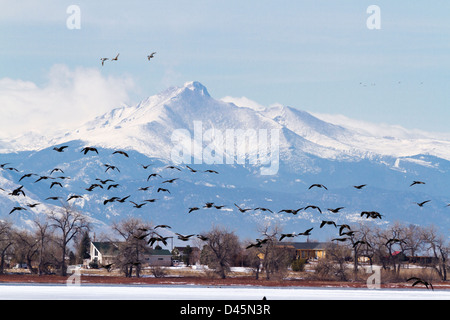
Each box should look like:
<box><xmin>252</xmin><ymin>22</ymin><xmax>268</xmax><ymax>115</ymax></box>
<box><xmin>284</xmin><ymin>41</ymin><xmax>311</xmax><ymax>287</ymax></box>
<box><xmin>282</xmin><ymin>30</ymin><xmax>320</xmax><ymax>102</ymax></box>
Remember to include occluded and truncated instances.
<box><xmin>1</xmin><ymin>1</ymin><xmax>449</xmax><ymax>136</ymax></box>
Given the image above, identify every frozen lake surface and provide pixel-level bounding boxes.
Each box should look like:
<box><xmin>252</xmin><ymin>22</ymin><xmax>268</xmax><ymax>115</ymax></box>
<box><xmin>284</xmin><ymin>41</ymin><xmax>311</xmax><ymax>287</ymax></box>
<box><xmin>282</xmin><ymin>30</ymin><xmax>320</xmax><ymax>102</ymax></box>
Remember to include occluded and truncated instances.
<box><xmin>0</xmin><ymin>283</ymin><xmax>448</xmax><ymax>300</ymax></box>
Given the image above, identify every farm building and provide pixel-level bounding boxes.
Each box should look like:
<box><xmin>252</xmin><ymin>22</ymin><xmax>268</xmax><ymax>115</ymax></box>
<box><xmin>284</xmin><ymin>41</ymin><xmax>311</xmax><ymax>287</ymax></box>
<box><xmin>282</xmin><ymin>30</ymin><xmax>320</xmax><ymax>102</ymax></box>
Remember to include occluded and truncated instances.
<box><xmin>281</xmin><ymin>242</ymin><xmax>329</xmax><ymax>260</ymax></box>
<box><xmin>88</xmin><ymin>241</ymin><xmax>172</xmax><ymax>267</ymax></box>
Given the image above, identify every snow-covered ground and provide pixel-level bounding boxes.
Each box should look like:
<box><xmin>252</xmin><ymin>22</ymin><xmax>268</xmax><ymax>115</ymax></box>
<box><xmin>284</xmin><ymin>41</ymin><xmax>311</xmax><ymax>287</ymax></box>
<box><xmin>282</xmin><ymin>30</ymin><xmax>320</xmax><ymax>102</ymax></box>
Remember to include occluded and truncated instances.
<box><xmin>0</xmin><ymin>283</ymin><xmax>448</xmax><ymax>300</ymax></box>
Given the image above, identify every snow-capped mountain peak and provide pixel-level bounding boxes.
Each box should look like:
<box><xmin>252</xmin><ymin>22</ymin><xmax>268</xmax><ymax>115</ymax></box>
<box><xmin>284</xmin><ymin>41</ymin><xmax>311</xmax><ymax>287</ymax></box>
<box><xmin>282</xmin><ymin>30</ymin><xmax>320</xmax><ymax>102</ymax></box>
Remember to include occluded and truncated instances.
<box><xmin>3</xmin><ymin>81</ymin><xmax>450</xmax><ymax>164</ymax></box>
<box><xmin>1</xmin><ymin>81</ymin><xmax>450</xmax><ymax>239</ymax></box>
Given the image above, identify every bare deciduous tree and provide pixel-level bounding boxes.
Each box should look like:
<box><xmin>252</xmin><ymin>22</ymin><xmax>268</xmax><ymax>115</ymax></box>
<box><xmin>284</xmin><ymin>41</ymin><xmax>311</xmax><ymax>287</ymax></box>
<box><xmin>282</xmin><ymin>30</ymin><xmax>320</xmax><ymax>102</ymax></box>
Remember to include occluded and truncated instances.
<box><xmin>421</xmin><ymin>225</ymin><xmax>448</xmax><ymax>281</ymax></box>
<box><xmin>0</xmin><ymin>221</ymin><xmax>14</xmax><ymax>274</ymax></box>
<box><xmin>200</xmin><ymin>226</ymin><xmax>241</xmax><ymax>279</ymax></box>
<box><xmin>111</xmin><ymin>217</ymin><xmax>153</xmax><ymax>278</ymax></box>
<box><xmin>248</xmin><ymin>224</ymin><xmax>293</xmax><ymax>280</ymax></box>
<box><xmin>13</xmin><ymin>230</ymin><xmax>39</xmax><ymax>274</ymax></box>
<box><xmin>34</xmin><ymin>217</ymin><xmax>53</xmax><ymax>275</ymax></box>
<box><xmin>48</xmin><ymin>205</ymin><xmax>90</xmax><ymax>276</ymax></box>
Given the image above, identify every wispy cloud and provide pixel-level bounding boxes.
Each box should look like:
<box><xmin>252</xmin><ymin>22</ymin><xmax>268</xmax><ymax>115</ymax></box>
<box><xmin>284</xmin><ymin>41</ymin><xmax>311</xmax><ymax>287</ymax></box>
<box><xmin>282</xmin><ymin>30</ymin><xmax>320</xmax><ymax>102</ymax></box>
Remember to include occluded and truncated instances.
<box><xmin>0</xmin><ymin>64</ymin><xmax>135</xmax><ymax>138</ymax></box>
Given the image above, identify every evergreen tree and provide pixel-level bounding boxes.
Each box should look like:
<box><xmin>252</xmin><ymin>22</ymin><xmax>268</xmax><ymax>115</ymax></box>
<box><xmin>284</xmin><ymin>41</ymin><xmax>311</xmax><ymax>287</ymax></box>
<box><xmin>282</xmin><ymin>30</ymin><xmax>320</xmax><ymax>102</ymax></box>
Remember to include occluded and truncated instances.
<box><xmin>76</xmin><ymin>230</ymin><xmax>91</xmax><ymax>264</ymax></box>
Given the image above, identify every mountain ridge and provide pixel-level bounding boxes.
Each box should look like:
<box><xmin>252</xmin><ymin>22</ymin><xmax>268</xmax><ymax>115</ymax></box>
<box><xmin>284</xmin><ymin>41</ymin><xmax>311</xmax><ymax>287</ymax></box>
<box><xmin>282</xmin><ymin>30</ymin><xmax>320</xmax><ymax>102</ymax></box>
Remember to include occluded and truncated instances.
<box><xmin>1</xmin><ymin>81</ymin><xmax>449</xmax><ymax>240</ymax></box>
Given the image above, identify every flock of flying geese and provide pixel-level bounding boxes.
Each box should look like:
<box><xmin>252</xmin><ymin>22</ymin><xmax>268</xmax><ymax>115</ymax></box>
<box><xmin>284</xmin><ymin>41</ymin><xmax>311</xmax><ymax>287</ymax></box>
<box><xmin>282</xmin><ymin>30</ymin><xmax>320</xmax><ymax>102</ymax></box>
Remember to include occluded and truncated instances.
<box><xmin>100</xmin><ymin>52</ymin><xmax>156</xmax><ymax>66</ymax></box>
<box><xmin>0</xmin><ymin>145</ymin><xmax>441</xmax><ymax>289</ymax></box>
<box><xmin>0</xmin><ymin>149</ymin><xmax>439</xmax><ymax>238</ymax></box>
<box><xmin>245</xmin><ymin>180</ymin><xmax>438</xmax><ymax>248</ymax></box>
<box><xmin>0</xmin><ymin>145</ymin><xmax>221</xmax><ymax>245</ymax></box>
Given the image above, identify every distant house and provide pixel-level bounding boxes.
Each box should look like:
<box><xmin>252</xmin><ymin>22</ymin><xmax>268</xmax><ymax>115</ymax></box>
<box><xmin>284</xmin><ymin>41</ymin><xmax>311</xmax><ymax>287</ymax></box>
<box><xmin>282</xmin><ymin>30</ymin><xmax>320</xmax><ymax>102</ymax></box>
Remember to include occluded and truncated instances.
<box><xmin>90</xmin><ymin>242</ymin><xmax>120</xmax><ymax>266</ymax></box>
<box><xmin>280</xmin><ymin>242</ymin><xmax>329</xmax><ymax>260</ymax></box>
<box><xmin>144</xmin><ymin>248</ymin><xmax>172</xmax><ymax>266</ymax></box>
<box><xmin>89</xmin><ymin>242</ymin><xmax>172</xmax><ymax>267</ymax></box>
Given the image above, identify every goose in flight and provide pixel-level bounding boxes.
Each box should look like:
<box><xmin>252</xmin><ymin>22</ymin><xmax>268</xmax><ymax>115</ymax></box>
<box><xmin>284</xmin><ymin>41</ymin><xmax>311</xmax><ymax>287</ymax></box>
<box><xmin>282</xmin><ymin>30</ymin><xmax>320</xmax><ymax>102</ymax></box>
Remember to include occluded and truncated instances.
<box><xmin>386</xmin><ymin>238</ymin><xmax>406</xmax><ymax>246</ymax></box>
<box><xmin>34</xmin><ymin>176</ymin><xmax>54</xmax><ymax>183</ymax></box>
<box><xmin>197</xmin><ymin>234</ymin><xmax>209</xmax><ymax>241</ymax></box>
<box><xmin>86</xmin><ymin>184</ymin><xmax>103</xmax><ymax>192</ymax></box>
<box><xmin>3</xmin><ymin>166</ymin><xmax>18</xmax><ymax>172</ymax></box>
<box><xmin>67</xmin><ymin>195</ymin><xmax>83</xmax><ymax>202</ymax></box>
<box><xmin>148</xmin><ymin>235</ymin><xmax>170</xmax><ymax>247</ymax></box>
<box><xmin>165</xmin><ymin>165</ymin><xmax>181</xmax><ymax>171</ymax></box>
<box><xmin>107</xmin><ymin>184</ymin><xmax>120</xmax><ymax>190</ymax></box>
<box><xmin>157</xmin><ymin>188</ymin><xmax>171</xmax><ymax>194</ymax></box>
<box><xmin>162</xmin><ymin>178</ymin><xmax>179</xmax><ymax>184</ymax></box>
<box><xmin>100</xmin><ymin>58</ymin><xmax>109</xmax><ymax>66</ymax></box>
<box><xmin>361</xmin><ymin>211</ymin><xmax>383</xmax><ymax>219</ymax></box>
<box><xmin>130</xmin><ymin>201</ymin><xmax>147</xmax><ymax>208</ymax></box>
<box><xmin>176</xmin><ymin>233</ymin><xmax>196</xmax><ymax>241</ymax></box>
<box><xmin>147</xmin><ymin>173</ymin><xmax>162</xmax><ymax>181</ymax></box>
<box><xmin>304</xmin><ymin>205</ymin><xmax>322</xmax><ymax>214</ymax></box>
<box><xmin>332</xmin><ymin>237</ymin><xmax>349</xmax><ymax>243</ymax></box>
<box><xmin>279</xmin><ymin>233</ymin><xmax>298</xmax><ymax>241</ymax></box>
<box><xmin>298</xmin><ymin>227</ymin><xmax>314</xmax><ymax>236</ymax></box>
<box><xmin>112</xmin><ymin>150</ymin><xmax>128</xmax><ymax>157</ymax></box>
<box><xmin>234</xmin><ymin>203</ymin><xmax>252</xmax><ymax>213</ymax></box>
<box><xmin>111</xmin><ymin>53</ymin><xmax>119</xmax><ymax>61</ymax></box>
<box><xmin>328</xmin><ymin>207</ymin><xmax>344</xmax><ymax>213</ymax></box>
<box><xmin>246</xmin><ymin>238</ymin><xmax>269</xmax><ymax>249</ymax></box>
<box><xmin>50</xmin><ymin>168</ymin><xmax>64</xmax><ymax>175</ymax></box>
<box><xmin>278</xmin><ymin>208</ymin><xmax>303</xmax><ymax>215</ymax></box>
<box><xmin>103</xmin><ymin>197</ymin><xmax>120</xmax><ymax>205</ymax></box>
<box><xmin>320</xmin><ymin>220</ymin><xmax>337</xmax><ymax>228</ymax></box>
<box><xmin>204</xmin><ymin>169</ymin><xmax>219</xmax><ymax>174</ymax></box>
<box><xmin>410</xmin><ymin>181</ymin><xmax>425</xmax><ymax>187</ymax></box>
<box><xmin>53</xmin><ymin>146</ymin><xmax>68</xmax><ymax>152</ymax></box>
<box><xmin>338</xmin><ymin>224</ymin><xmax>352</xmax><ymax>236</ymax></box>
<box><xmin>96</xmin><ymin>179</ymin><xmax>114</xmax><ymax>184</ymax></box>
<box><xmin>407</xmin><ymin>277</ymin><xmax>434</xmax><ymax>291</ymax></box>
<box><xmin>104</xmin><ymin>164</ymin><xmax>120</xmax><ymax>173</ymax></box>
<box><xmin>50</xmin><ymin>181</ymin><xmax>63</xmax><ymax>189</ymax></box>
<box><xmin>117</xmin><ymin>196</ymin><xmax>130</xmax><ymax>203</ymax></box>
<box><xmin>147</xmin><ymin>52</ymin><xmax>156</xmax><ymax>60</ymax></box>
<box><xmin>154</xmin><ymin>224</ymin><xmax>171</xmax><ymax>229</ymax></box>
<box><xmin>308</xmin><ymin>184</ymin><xmax>328</xmax><ymax>190</ymax></box>
<box><xmin>186</xmin><ymin>165</ymin><xmax>198</xmax><ymax>173</ymax></box>
<box><xmin>10</xmin><ymin>206</ymin><xmax>27</xmax><ymax>214</ymax></box>
<box><xmin>46</xmin><ymin>196</ymin><xmax>62</xmax><ymax>201</ymax></box>
<box><xmin>9</xmin><ymin>185</ymin><xmax>26</xmax><ymax>197</ymax></box>
<box><xmin>414</xmin><ymin>200</ymin><xmax>431</xmax><ymax>207</ymax></box>
<box><xmin>188</xmin><ymin>207</ymin><xmax>200</xmax><ymax>213</ymax></box>
<box><xmin>353</xmin><ymin>184</ymin><xmax>367</xmax><ymax>189</ymax></box>
<box><xmin>203</xmin><ymin>202</ymin><xmax>214</xmax><ymax>208</ymax></box>
<box><xmin>81</xmin><ymin>147</ymin><xmax>99</xmax><ymax>155</ymax></box>
<box><xmin>19</xmin><ymin>173</ymin><xmax>37</xmax><ymax>182</ymax></box>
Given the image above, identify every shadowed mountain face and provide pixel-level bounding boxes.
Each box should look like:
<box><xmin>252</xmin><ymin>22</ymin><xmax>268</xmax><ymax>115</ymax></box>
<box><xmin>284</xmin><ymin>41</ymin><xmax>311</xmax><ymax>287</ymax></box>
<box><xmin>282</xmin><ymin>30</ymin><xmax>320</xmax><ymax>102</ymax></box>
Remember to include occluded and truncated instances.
<box><xmin>1</xmin><ymin>81</ymin><xmax>449</xmax><ymax>240</ymax></box>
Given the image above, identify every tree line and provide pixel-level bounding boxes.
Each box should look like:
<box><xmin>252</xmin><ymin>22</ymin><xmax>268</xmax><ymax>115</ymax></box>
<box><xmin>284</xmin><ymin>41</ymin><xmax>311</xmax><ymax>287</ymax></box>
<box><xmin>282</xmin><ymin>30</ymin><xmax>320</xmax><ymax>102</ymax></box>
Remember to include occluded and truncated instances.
<box><xmin>0</xmin><ymin>204</ymin><xmax>448</xmax><ymax>283</ymax></box>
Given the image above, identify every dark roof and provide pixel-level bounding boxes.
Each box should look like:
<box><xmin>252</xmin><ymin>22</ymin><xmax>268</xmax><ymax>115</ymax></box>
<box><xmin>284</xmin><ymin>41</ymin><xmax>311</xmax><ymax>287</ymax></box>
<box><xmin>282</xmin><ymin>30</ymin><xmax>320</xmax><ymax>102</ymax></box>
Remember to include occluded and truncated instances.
<box><xmin>283</xmin><ymin>242</ymin><xmax>329</xmax><ymax>250</ymax></box>
<box><xmin>149</xmin><ymin>248</ymin><xmax>172</xmax><ymax>256</ymax></box>
<box><xmin>92</xmin><ymin>242</ymin><xmax>120</xmax><ymax>256</ymax></box>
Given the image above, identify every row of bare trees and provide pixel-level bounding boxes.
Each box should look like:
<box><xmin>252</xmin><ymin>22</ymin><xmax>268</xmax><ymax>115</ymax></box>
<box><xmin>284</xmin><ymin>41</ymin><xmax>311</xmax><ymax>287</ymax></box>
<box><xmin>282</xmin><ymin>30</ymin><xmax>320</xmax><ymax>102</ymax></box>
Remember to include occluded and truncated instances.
<box><xmin>0</xmin><ymin>205</ymin><xmax>90</xmax><ymax>276</ymax></box>
<box><xmin>319</xmin><ymin>222</ymin><xmax>449</xmax><ymax>282</ymax></box>
<box><xmin>0</xmin><ymin>205</ymin><xmax>448</xmax><ymax>283</ymax></box>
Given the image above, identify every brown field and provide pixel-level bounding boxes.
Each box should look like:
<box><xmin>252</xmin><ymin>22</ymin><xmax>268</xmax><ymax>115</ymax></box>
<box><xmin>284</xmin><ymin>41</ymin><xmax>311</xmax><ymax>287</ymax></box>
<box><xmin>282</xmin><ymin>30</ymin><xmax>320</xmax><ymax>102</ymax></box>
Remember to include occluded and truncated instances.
<box><xmin>1</xmin><ymin>268</ymin><xmax>449</xmax><ymax>290</ymax></box>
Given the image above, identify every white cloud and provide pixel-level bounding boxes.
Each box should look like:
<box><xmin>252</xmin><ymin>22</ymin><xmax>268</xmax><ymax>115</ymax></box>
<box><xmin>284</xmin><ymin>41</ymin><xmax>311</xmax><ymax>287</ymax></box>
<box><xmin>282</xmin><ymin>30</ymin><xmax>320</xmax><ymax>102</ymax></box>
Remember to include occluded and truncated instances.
<box><xmin>310</xmin><ymin>112</ymin><xmax>450</xmax><ymax>141</ymax></box>
<box><xmin>0</xmin><ymin>64</ymin><xmax>135</xmax><ymax>139</ymax></box>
